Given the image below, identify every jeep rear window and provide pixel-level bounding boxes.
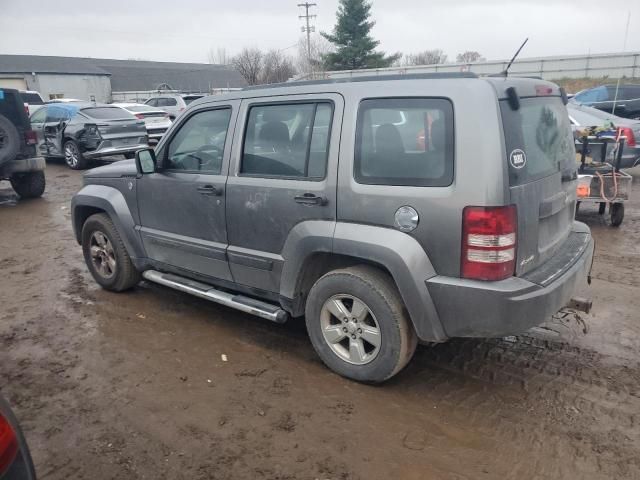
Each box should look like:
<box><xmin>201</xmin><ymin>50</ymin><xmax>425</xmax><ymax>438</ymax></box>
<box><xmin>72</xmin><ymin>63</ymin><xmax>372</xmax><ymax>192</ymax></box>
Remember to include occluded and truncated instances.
<box><xmin>355</xmin><ymin>98</ymin><xmax>454</xmax><ymax>187</ymax></box>
<box><xmin>500</xmin><ymin>97</ymin><xmax>575</xmax><ymax>186</ymax></box>
<box><xmin>81</xmin><ymin>107</ymin><xmax>135</xmax><ymax>120</ymax></box>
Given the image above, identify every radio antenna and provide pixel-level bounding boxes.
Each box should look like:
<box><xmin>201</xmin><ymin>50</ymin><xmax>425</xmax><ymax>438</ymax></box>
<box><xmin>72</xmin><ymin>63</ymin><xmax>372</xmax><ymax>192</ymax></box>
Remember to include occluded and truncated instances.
<box><xmin>501</xmin><ymin>38</ymin><xmax>529</xmax><ymax>76</ymax></box>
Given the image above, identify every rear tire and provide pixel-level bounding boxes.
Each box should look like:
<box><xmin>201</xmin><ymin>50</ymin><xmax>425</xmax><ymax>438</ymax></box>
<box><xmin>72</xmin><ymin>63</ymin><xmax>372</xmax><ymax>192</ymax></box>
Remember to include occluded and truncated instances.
<box><xmin>0</xmin><ymin>114</ymin><xmax>20</xmax><ymax>165</ymax></box>
<box><xmin>598</xmin><ymin>202</ymin><xmax>606</xmax><ymax>215</ymax></box>
<box><xmin>10</xmin><ymin>171</ymin><xmax>45</xmax><ymax>198</ymax></box>
<box><xmin>305</xmin><ymin>265</ymin><xmax>417</xmax><ymax>383</ymax></box>
<box><xmin>63</xmin><ymin>139</ymin><xmax>87</xmax><ymax>170</ymax></box>
<box><xmin>81</xmin><ymin>213</ymin><xmax>140</xmax><ymax>291</ymax></box>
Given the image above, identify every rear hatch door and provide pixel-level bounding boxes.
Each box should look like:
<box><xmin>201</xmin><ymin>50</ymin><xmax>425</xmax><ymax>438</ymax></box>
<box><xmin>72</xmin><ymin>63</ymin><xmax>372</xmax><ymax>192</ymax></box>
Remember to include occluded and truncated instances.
<box><xmin>499</xmin><ymin>88</ymin><xmax>578</xmax><ymax>276</ymax></box>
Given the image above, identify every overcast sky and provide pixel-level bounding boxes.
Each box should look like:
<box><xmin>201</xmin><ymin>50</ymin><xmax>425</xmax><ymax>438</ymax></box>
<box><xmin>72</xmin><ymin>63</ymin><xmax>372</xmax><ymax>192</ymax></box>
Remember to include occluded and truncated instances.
<box><xmin>1</xmin><ymin>0</ymin><xmax>638</xmax><ymax>64</ymax></box>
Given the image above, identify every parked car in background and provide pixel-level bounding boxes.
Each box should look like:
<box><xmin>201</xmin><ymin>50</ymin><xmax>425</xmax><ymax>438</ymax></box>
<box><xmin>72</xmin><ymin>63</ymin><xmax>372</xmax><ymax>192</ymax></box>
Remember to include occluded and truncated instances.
<box><xmin>144</xmin><ymin>94</ymin><xmax>205</xmax><ymax>120</ymax></box>
<box><xmin>0</xmin><ymin>88</ymin><xmax>46</xmax><ymax>199</ymax></box>
<box><xmin>72</xmin><ymin>74</ymin><xmax>593</xmax><ymax>383</ymax></box>
<box><xmin>44</xmin><ymin>98</ymin><xmax>84</xmax><ymax>104</ymax></box>
<box><xmin>568</xmin><ymin>101</ymin><xmax>640</xmax><ymax>169</ymax></box>
<box><xmin>30</xmin><ymin>103</ymin><xmax>147</xmax><ymax>169</ymax></box>
<box><xmin>0</xmin><ymin>395</ymin><xmax>37</xmax><ymax>479</ymax></box>
<box><xmin>113</xmin><ymin>103</ymin><xmax>172</xmax><ymax>142</ymax></box>
<box><xmin>19</xmin><ymin>91</ymin><xmax>44</xmax><ymax>117</ymax></box>
<box><xmin>572</xmin><ymin>84</ymin><xmax>640</xmax><ymax>120</ymax></box>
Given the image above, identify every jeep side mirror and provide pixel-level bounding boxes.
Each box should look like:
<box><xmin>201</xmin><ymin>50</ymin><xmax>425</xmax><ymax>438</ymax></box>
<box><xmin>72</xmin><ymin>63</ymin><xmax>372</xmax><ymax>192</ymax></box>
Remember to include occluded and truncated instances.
<box><xmin>135</xmin><ymin>148</ymin><xmax>156</xmax><ymax>174</ymax></box>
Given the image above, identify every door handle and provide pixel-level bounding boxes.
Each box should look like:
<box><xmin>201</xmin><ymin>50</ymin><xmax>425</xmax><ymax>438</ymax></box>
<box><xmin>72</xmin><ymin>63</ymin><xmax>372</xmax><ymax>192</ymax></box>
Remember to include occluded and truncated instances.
<box><xmin>294</xmin><ymin>192</ymin><xmax>327</xmax><ymax>205</ymax></box>
<box><xmin>197</xmin><ymin>184</ymin><xmax>222</xmax><ymax>196</ymax></box>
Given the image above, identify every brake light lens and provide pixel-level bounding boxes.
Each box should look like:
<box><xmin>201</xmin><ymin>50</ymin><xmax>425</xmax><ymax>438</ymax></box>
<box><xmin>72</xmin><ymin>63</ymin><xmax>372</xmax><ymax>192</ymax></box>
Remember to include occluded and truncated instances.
<box><xmin>618</xmin><ymin>127</ymin><xmax>636</xmax><ymax>147</ymax></box>
<box><xmin>0</xmin><ymin>412</ymin><xmax>18</xmax><ymax>476</ymax></box>
<box><xmin>461</xmin><ymin>206</ymin><xmax>517</xmax><ymax>281</ymax></box>
<box><xmin>24</xmin><ymin>130</ymin><xmax>37</xmax><ymax>145</ymax></box>
<box><xmin>135</xmin><ymin>113</ymin><xmax>144</xmax><ymax>120</ymax></box>
<box><xmin>535</xmin><ymin>85</ymin><xmax>553</xmax><ymax>96</ymax></box>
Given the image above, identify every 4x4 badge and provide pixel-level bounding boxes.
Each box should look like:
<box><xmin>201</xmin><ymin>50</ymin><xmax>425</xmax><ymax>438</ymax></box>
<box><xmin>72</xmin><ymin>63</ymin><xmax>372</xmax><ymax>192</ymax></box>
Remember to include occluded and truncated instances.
<box><xmin>509</xmin><ymin>149</ymin><xmax>527</xmax><ymax>169</ymax></box>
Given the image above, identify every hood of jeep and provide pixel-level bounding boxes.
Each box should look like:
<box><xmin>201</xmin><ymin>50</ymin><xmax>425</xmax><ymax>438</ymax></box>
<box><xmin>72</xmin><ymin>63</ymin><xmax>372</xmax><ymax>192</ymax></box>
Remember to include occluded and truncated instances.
<box><xmin>84</xmin><ymin>159</ymin><xmax>137</xmax><ymax>178</ymax></box>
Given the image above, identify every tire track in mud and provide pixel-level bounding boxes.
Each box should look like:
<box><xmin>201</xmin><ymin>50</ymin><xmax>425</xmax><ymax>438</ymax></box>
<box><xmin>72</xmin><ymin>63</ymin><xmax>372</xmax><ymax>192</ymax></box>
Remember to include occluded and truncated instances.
<box><xmin>406</xmin><ymin>332</ymin><xmax>640</xmax><ymax>479</ymax></box>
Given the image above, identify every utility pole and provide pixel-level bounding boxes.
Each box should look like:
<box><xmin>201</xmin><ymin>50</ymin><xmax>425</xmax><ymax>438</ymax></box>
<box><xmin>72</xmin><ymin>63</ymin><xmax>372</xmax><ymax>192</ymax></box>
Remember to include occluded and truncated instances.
<box><xmin>298</xmin><ymin>2</ymin><xmax>317</xmax><ymax>67</ymax></box>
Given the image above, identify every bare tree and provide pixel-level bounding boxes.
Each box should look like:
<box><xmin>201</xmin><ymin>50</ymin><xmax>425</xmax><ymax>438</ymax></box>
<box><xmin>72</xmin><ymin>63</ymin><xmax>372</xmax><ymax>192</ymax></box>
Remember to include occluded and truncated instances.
<box><xmin>402</xmin><ymin>49</ymin><xmax>448</xmax><ymax>66</ymax></box>
<box><xmin>208</xmin><ymin>47</ymin><xmax>230</xmax><ymax>65</ymax></box>
<box><xmin>456</xmin><ymin>51</ymin><xmax>485</xmax><ymax>63</ymax></box>
<box><xmin>231</xmin><ymin>48</ymin><xmax>263</xmax><ymax>85</ymax></box>
<box><xmin>296</xmin><ymin>34</ymin><xmax>333</xmax><ymax>75</ymax></box>
<box><xmin>261</xmin><ymin>50</ymin><xmax>297</xmax><ymax>84</ymax></box>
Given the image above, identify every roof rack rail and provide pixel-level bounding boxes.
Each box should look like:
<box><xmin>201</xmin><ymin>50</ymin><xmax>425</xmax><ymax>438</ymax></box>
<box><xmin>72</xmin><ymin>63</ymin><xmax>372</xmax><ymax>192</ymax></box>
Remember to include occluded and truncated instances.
<box><xmin>243</xmin><ymin>71</ymin><xmax>478</xmax><ymax>91</ymax></box>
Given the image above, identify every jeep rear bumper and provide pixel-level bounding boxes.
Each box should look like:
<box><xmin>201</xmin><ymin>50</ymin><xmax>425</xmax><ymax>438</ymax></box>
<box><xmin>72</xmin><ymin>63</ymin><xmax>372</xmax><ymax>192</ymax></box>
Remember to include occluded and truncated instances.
<box><xmin>0</xmin><ymin>157</ymin><xmax>46</xmax><ymax>178</ymax></box>
<box><xmin>426</xmin><ymin>225</ymin><xmax>594</xmax><ymax>338</ymax></box>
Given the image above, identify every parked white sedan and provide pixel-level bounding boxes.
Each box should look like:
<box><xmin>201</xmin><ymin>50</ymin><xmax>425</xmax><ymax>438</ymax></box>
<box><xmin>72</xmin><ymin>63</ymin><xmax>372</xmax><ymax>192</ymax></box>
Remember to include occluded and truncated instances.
<box><xmin>113</xmin><ymin>103</ymin><xmax>172</xmax><ymax>141</ymax></box>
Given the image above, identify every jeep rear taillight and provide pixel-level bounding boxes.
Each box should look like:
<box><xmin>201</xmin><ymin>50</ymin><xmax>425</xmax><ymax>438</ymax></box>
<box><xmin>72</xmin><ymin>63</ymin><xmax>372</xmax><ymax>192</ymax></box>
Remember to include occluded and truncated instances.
<box><xmin>461</xmin><ymin>206</ymin><xmax>517</xmax><ymax>281</ymax></box>
<box><xmin>0</xmin><ymin>411</ymin><xmax>18</xmax><ymax>476</ymax></box>
<box><xmin>24</xmin><ymin>130</ymin><xmax>37</xmax><ymax>145</ymax></box>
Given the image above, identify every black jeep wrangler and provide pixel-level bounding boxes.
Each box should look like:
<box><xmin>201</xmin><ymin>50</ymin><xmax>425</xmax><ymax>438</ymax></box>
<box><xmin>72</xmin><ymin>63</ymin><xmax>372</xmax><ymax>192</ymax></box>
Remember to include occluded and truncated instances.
<box><xmin>0</xmin><ymin>88</ymin><xmax>46</xmax><ymax>198</ymax></box>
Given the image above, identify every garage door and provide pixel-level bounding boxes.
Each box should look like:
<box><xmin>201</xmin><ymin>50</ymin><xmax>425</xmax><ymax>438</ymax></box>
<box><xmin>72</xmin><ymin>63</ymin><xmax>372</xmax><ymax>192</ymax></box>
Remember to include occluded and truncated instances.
<box><xmin>0</xmin><ymin>78</ymin><xmax>27</xmax><ymax>90</ymax></box>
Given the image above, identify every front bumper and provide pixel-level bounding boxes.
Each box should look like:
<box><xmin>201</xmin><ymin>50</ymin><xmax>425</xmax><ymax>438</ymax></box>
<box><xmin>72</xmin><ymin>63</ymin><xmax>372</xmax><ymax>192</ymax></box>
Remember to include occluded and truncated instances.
<box><xmin>0</xmin><ymin>157</ymin><xmax>46</xmax><ymax>177</ymax></box>
<box><xmin>427</xmin><ymin>223</ymin><xmax>594</xmax><ymax>338</ymax></box>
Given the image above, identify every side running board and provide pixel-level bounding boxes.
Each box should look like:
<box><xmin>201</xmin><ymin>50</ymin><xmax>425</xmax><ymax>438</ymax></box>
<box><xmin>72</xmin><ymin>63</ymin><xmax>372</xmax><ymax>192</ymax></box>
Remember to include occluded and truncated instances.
<box><xmin>142</xmin><ymin>270</ymin><xmax>289</xmax><ymax>324</ymax></box>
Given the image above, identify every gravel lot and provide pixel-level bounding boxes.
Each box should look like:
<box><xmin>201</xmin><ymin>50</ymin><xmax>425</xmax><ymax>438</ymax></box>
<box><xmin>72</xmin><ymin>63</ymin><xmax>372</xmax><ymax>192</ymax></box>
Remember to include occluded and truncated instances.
<box><xmin>1</xmin><ymin>159</ymin><xmax>639</xmax><ymax>480</ymax></box>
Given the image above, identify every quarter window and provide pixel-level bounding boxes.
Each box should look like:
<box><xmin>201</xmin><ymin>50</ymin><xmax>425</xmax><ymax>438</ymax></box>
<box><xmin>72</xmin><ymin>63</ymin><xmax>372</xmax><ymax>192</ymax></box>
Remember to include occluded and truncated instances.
<box><xmin>241</xmin><ymin>102</ymin><xmax>333</xmax><ymax>178</ymax></box>
<box><xmin>165</xmin><ymin>108</ymin><xmax>232</xmax><ymax>174</ymax></box>
<box><xmin>355</xmin><ymin>98</ymin><xmax>454</xmax><ymax>186</ymax></box>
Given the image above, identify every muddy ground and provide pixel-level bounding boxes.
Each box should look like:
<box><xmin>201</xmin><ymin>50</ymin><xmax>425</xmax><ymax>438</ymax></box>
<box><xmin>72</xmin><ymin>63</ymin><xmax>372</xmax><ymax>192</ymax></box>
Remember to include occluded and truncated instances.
<box><xmin>1</xmin><ymin>160</ymin><xmax>639</xmax><ymax>480</ymax></box>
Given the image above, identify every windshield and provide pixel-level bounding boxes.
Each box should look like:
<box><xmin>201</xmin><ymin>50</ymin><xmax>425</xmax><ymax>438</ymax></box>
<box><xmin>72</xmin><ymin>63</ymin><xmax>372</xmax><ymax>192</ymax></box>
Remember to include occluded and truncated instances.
<box><xmin>81</xmin><ymin>107</ymin><xmax>135</xmax><ymax>120</ymax></box>
<box><xmin>500</xmin><ymin>97</ymin><xmax>575</xmax><ymax>186</ymax></box>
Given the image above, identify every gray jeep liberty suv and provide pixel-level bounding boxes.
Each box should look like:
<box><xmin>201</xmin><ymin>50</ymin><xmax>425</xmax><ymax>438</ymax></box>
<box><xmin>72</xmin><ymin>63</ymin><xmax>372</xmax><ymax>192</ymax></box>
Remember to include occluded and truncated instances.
<box><xmin>71</xmin><ymin>73</ymin><xmax>594</xmax><ymax>383</ymax></box>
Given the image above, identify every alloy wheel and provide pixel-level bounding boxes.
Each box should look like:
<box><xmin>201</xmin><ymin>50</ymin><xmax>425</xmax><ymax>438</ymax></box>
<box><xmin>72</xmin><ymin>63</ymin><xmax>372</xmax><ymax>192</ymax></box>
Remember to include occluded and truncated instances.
<box><xmin>320</xmin><ymin>294</ymin><xmax>381</xmax><ymax>365</ymax></box>
<box><xmin>64</xmin><ymin>143</ymin><xmax>79</xmax><ymax>168</ymax></box>
<box><xmin>89</xmin><ymin>231</ymin><xmax>117</xmax><ymax>279</ymax></box>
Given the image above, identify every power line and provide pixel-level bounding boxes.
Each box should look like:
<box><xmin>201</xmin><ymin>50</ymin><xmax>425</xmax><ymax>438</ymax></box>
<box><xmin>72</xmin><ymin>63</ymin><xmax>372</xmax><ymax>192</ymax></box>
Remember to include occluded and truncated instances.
<box><xmin>297</xmin><ymin>2</ymin><xmax>317</xmax><ymax>67</ymax></box>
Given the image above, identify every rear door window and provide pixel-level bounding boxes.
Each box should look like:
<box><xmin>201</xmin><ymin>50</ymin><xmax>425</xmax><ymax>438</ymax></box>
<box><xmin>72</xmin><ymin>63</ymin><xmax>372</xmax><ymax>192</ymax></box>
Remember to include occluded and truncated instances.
<box><xmin>354</xmin><ymin>98</ymin><xmax>454</xmax><ymax>186</ymax></box>
<box><xmin>241</xmin><ymin>102</ymin><xmax>333</xmax><ymax>178</ymax></box>
<box><xmin>500</xmin><ymin>97</ymin><xmax>575</xmax><ymax>186</ymax></box>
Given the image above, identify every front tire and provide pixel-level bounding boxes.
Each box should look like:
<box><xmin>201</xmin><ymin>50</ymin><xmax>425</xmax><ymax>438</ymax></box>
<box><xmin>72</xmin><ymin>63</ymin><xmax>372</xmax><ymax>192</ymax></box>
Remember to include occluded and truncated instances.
<box><xmin>63</xmin><ymin>140</ymin><xmax>87</xmax><ymax>170</ymax></box>
<box><xmin>305</xmin><ymin>265</ymin><xmax>417</xmax><ymax>383</ymax></box>
<box><xmin>81</xmin><ymin>213</ymin><xmax>140</xmax><ymax>291</ymax></box>
<box><xmin>10</xmin><ymin>171</ymin><xmax>45</xmax><ymax>198</ymax></box>
<box><xmin>124</xmin><ymin>152</ymin><xmax>135</xmax><ymax>159</ymax></box>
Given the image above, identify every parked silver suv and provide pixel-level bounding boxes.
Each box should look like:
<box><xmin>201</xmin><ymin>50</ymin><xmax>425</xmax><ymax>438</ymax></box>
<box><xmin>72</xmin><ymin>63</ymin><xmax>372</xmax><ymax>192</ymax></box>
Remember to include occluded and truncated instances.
<box><xmin>71</xmin><ymin>74</ymin><xmax>594</xmax><ymax>382</ymax></box>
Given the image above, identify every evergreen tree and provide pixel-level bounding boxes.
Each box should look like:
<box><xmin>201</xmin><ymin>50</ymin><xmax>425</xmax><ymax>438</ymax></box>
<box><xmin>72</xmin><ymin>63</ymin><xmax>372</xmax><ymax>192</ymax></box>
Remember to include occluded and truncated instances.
<box><xmin>321</xmin><ymin>0</ymin><xmax>399</xmax><ymax>70</ymax></box>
